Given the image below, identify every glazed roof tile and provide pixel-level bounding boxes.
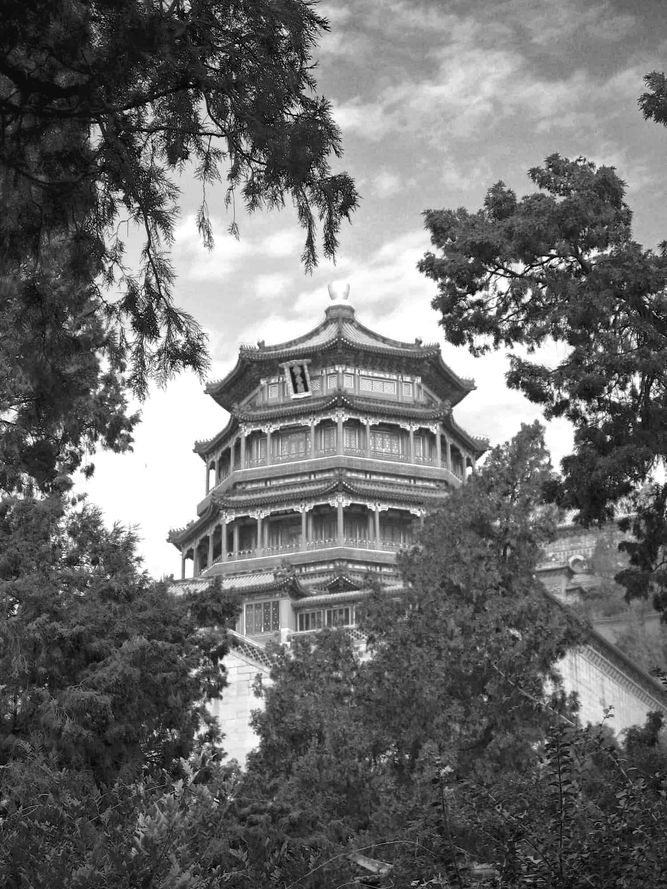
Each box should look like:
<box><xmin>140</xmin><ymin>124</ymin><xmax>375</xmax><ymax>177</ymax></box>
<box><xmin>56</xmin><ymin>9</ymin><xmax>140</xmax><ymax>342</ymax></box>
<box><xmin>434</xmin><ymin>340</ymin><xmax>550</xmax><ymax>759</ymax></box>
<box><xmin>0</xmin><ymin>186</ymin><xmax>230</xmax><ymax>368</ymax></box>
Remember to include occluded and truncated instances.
<box><xmin>236</xmin><ymin>307</ymin><xmax>440</xmax><ymax>359</ymax></box>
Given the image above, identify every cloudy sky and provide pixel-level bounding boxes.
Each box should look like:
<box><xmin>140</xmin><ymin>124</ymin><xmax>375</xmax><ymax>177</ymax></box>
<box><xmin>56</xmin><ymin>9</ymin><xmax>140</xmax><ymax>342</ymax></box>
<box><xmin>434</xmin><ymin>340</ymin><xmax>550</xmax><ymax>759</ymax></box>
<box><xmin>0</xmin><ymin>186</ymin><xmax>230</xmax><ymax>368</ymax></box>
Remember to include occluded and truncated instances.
<box><xmin>81</xmin><ymin>0</ymin><xmax>667</xmax><ymax>578</ymax></box>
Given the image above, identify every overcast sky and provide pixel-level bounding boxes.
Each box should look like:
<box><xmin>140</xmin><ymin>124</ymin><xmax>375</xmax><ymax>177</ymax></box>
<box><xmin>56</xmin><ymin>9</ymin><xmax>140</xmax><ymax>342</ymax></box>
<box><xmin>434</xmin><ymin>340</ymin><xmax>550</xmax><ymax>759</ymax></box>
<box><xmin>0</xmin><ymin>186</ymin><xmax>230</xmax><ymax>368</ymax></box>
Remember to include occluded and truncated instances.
<box><xmin>80</xmin><ymin>0</ymin><xmax>667</xmax><ymax>578</ymax></box>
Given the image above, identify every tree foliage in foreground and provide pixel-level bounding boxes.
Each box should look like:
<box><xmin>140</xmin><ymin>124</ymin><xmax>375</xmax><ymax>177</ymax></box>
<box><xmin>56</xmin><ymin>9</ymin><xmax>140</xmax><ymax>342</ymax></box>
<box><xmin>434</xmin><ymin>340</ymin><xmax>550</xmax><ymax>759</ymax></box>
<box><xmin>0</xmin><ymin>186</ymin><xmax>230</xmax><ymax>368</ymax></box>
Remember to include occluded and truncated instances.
<box><xmin>419</xmin><ymin>154</ymin><xmax>667</xmax><ymax>612</ymax></box>
<box><xmin>2</xmin><ymin>430</ymin><xmax>666</xmax><ymax>887</ymax></box>
<box><xmin>243</xmin><ymin>426</ymin><xmax>667</xmax><ymax>888</ymax></box>
<box><xmin>246</xmin><ymin>426</ymin><xmax>584</xmax><ymax>879</ymax></box>
<box><xmin>0</xmin><ymin>495</ymin><xmax>237</xmax><ymax>786</ymax></box>
<box><xmin>0</xmin><ymin>0</ymin><xmax>358</xmax><ymax>491</ymax></box>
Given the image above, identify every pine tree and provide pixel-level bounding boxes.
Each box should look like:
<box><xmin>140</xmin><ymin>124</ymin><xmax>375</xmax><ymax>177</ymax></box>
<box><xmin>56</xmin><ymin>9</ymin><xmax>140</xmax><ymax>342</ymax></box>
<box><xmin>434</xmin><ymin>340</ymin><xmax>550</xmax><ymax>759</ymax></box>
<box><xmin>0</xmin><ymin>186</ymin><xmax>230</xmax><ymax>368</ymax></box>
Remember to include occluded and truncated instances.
<box><xmin>0</xmin><ymin>0</ymin><xmax>358</xmax><ymax>490</ymax></box>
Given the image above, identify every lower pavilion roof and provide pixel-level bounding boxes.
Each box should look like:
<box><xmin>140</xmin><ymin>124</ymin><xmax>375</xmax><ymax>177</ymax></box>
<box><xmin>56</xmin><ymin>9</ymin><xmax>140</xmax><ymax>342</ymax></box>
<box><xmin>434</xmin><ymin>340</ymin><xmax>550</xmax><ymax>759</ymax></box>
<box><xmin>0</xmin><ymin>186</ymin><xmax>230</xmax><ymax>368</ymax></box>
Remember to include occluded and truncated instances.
<box><xmin>168</xmin><ymin>474</ymin><xmax>447</xmax><ymax>547</ymax></box>
<box><xmin>168</xmin><ymin>570</ymin><xmax>309</xmax><ymax>598</ymax></box>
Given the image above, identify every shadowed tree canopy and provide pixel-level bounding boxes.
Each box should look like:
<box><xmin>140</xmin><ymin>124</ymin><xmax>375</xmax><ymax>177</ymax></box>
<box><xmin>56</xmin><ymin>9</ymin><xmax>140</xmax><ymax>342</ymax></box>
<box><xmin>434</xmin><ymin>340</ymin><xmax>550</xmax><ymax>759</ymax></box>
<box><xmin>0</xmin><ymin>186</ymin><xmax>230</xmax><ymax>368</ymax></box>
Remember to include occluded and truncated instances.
<box><xmin>246</xmin><ymin>425</ymin><xmax>583</xmax><ymax>881</ymax></box>
<box><xmin>0</xmin><ymin>494</ymin><xmax>238</xmax><ymax>786</ymax></box>
<box><xmin>0</xmin><ymin>0</ymin><xmax>358</xmax><ymax>491</ymax></box>
<box><xmin>419</xmin><ymin>154</ymin><xmax>667</xmax><ymax>612</ymax></box>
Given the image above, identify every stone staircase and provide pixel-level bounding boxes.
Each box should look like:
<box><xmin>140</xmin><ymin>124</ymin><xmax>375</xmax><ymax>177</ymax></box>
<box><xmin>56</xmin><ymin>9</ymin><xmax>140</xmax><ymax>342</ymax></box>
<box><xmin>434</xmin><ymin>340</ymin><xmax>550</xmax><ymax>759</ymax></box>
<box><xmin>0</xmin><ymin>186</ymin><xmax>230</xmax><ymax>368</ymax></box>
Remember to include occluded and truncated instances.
<box><xmin>227</xmin><ymin>629</ymin><xmax>274</xmax><ymax>670</ymax></box>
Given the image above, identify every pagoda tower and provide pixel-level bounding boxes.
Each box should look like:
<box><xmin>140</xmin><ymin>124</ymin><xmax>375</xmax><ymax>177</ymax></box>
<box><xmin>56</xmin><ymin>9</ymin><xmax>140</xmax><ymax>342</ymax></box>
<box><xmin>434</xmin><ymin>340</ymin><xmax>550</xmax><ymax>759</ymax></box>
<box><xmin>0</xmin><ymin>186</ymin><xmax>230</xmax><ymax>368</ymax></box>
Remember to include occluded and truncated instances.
<box><xmin>168</xmin><ymin>286</ymin><xmax>667</xmax><ymax>761</ymax></box>
<box><xmin>169</xmin><ymin>285</ymin><xmax>487</xmax><ymax>642</ymax></box>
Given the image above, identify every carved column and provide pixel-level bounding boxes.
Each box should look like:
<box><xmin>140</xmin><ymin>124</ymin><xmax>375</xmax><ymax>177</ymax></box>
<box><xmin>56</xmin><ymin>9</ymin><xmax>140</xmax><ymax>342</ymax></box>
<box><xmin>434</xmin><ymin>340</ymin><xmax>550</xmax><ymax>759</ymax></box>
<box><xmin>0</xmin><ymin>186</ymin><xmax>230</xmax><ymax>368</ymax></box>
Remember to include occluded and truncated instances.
<box><xmin>229</xmin><ymin>442</ymin><xmax>235</xmax><ymax>474</ymax></box>
<box><xmin>207</xmin><ymin>532</ymin><xmax>214</xmax><ymax>567</ymax></box>
<box><xmin>446</xmin><ymin>438</ymin><xmax>452</xmax><ymax>472</ymax></box>
<box><xmin>300</xmin><ymin>505</ymin><xmax>308</xmax><ymax>550</ymax></box>
<box><xmin>336</xmin><ymin>413</ymin><xmax>344</xmax><ymax>455</ymax></box>
<box><xmin>309</xmin><ymin>419</ymin><xmax>316</xmax><ymax>455</ymax></box>
<box><xmin>263</xmin><ymin>425</ymin><xmax>277</xmax><ymax>467</ymax></box>
<box><xmin>240</xmin><ymin>428</ymin><xmax>247</xmax><ymax>469</ymax></box>
<box><xmin>193</xmin><ymin>543</ymin><xmax>200</xmax><ymax>577</ymax></box>
<box><xmin>364</xmin><ymin>419</ymin><xmax>372</xmax><ymax>456</ymax></box>
<box><xmin>435</xmin><ymin>428</ymin><xmax>442</xmax><ymax>466</ymax></box>
<box><xmin>408</xmin><ymin>425</ymin><xmax>415</xmax><ymax>463</ymax></box>
<box><xmin>220</xmin><ymin>515</ymin><xmax>228</xmax><ymax>562</ymax></box>
<box><xmin>232</xmin><ymin>522</ymin><xmax>239</xmax><ymax>556</ymax></box>
<box><xmin>337</xmin><ymin>500</ymin><xmax>344</xmax><ymax>542</ymax></box>
<box><xmin>248</xmin><ymin>509</ymin><xmax>268</xmax><ymax>553</ymax></box>
<box><xmin>205</xmin><ymin>464</ymin><xmax>210</xmax><ymax>494</ymax></box>
<box><xmin>374</xmin><ymin>506</ymin><xmax>381</xmax><ymax>543</ymax></box>
<box><xmin>181</xmin><ymin>553</ymin><xmax>186</xmax><ymax>580</ymax></box>
<box><xmin>367</xmin><ymin>508</ymin><xmax>374</xmax><ymax>540</ymax></box>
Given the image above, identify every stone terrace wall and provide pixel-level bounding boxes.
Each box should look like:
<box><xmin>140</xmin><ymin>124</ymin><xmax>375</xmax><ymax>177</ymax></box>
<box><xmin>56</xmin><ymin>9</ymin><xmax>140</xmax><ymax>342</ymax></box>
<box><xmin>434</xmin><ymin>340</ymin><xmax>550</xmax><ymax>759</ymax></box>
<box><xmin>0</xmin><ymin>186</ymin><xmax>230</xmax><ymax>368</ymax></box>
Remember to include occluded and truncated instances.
<box><xmin>210</xmin><ymin>651</ymin><xmax>270</xmax><ymax>765</ymax></box>
<box><xmin>558</xmin><ymin>643</ymin><xmax>667</xmax><ymax>735</ymax></box>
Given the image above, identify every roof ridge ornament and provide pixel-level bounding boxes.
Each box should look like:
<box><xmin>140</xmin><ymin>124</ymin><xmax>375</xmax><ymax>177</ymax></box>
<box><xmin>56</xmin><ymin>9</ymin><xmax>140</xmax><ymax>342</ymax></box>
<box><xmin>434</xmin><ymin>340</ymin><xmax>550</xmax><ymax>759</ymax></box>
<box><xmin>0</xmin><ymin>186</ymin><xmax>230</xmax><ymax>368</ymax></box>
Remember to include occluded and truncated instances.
<box><xmin>325</xmin><ymin>281</ymin><xmax>355</xmax><ymax>322</ymax></box>
<box><xmin>327</xmin><ymin>281</ymin><xmax>351</xmax><ymax>303</ymax></box>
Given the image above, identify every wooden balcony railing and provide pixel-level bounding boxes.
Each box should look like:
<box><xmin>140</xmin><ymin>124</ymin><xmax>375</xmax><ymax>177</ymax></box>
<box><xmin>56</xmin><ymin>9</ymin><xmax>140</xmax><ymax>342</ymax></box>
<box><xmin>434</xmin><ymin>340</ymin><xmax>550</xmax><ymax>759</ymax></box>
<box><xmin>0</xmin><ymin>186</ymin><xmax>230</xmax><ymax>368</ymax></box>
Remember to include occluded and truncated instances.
<box><xmin>211</xmin><ymin>536</ymin><xmax>410</xmax><ymax>565</ymax></box>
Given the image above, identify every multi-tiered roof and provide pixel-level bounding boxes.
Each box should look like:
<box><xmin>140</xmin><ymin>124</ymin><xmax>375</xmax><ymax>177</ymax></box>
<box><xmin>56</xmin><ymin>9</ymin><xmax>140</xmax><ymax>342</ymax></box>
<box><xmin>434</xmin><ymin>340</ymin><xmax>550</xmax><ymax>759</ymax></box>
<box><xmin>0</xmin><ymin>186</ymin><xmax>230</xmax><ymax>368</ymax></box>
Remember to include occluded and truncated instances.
<box><xmin>169</xmin><ymin>290</ymin><xmax>486</xmax><ymax>606</ymax></box>
<box><xmin>168</xmin><ymin>288</ymin><xmax>667</xmax><ymax>764</ymax></box>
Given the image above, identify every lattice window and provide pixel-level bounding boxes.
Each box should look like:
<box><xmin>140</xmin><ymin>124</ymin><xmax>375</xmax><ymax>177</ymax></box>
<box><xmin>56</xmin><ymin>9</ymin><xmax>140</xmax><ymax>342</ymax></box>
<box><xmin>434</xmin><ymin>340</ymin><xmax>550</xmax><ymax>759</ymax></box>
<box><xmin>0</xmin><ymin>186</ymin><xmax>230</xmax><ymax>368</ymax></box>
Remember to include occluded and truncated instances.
<box><xmin>320</xmin><ymin>425</ymin><xmax>336</xmax><ymax>450</ymax></box>
<box><xmin>326</xmin><ymin>606</ymin><xmax>353</xmax><ymax>627</ymax></box>
<box><xmin>344</xmin><ymin>515</ymin><xmax>368</xmax><ymax>539</ymax></box>
<box><xmin>267</xmin><ymin>519</ymin><xmax>300</xmax><ymax>547</ymax></box>
<box><xmin>370</xmin><ymin>430</ymin><xmax>401</xmax><ymax>454</ymax></box>
<box><xmin>245</xmin><ymin>600</ymin><xmax>280</xmax><ymax>634</ymax></box>
<box><xmin>343</xmin><ymin>373</ymin><xmax>355</xmax><ymax>389</ymax></box>
<box><xmin>278</xmin><ymin>430</ymin><xmax>308</xmax><ymax>458</ymax></box>
<box><xmin>250</xmin><ymin>437</ymin><xmax>267</xmax><ymax>461</ymax></box>
<box><xmin>298</xmin><ymin>606</ymin><xmax>353</xmax><ymax>632</ymax></box>
<box><xmin>312</xmin><ymin>515</ymin><xmax>337</xmax><ymax>539</ymax></box>
<box><xmin>344</xmin><ymin>425</ymin><xmax>359</xmax><ymax>449</ymax></box>
<box><xmin>360</xmin><ymin>376</ymin><xmax>397</xmax><ymax>395</ymax></box>
<box><xmin>402</xmin><ymin>381</ymin><xmax>414</xmax><ymax>397</ymax></box>
<box><xmin>415</xmin><ymin>434</ymin><xmax>430</xmax><ymax>458</ymax></box>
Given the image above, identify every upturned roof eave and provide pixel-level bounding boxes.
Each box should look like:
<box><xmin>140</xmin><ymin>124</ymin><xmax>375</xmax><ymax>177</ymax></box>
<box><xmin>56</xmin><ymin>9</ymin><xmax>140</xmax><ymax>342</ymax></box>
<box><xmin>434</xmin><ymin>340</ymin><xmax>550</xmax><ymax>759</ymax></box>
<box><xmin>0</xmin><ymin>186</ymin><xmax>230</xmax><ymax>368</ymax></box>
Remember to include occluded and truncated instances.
<box><xmin>445</xmin><ymin>414</ymin><xmax>489</xmax><ymax>457</ymax></box>
<box><xmin>193</xmin><ymin>415</ymin><xmax>238</xmax><ymax>459</ymax></box>
<box><xmin>212</xmin><ymin>475</ymin><xmax>447</xmax><ymax>511</ymax></box>
<box><xmin>206</xmin><ymin>334</ymin><xmax>474</xmax><ymax>410</ymax></box>
<box><xmin>236</xmin><ymin>391</ymin><xmax>450</xmax><ymax>423</ymax></box>
<box><xmin>169</xmin><ymin>476</ymin><xmax>443</xmax><ymax>546</ymax></box>
<box><xmin>167</xmin><ymin>499</ymin><xmax>217</xmax><ymax>548</ymax></box>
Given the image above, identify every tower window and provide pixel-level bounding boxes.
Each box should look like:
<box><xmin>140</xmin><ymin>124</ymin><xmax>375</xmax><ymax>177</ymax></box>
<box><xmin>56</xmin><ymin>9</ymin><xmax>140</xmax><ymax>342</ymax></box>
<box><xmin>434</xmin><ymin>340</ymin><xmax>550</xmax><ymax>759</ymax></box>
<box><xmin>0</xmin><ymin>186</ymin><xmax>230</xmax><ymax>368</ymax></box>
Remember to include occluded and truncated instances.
<box><xmin>245</xmin><ymin>600</ymin><xmax>280</xmax><ymax>634</ymax></box>
<box><xmin>284</xmin><ymin>362</ymin><xmax>311</xmax><ymax>397</ymax></box>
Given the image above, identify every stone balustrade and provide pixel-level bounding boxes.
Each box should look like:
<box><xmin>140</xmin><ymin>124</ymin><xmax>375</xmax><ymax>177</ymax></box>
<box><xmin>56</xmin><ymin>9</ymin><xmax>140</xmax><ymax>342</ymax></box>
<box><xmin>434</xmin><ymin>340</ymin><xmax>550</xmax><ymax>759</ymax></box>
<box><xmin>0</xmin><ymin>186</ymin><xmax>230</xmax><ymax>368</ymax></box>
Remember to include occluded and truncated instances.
<box><xmin>208</xmin><ymin>535</ymin><xmax>409</xmax><ymax>570</ymax></box>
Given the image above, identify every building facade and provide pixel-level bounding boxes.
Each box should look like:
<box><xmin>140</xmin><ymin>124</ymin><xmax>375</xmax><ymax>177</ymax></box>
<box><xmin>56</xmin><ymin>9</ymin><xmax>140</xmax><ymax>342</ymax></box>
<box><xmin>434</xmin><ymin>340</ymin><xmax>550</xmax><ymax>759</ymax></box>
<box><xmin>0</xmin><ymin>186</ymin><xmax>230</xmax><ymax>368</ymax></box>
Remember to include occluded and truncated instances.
<box><xmin>169</xmin><ymin>288</ymin><xmax>486</xmax><ymax>630</ymax></box>
<box><xmin>169</xmin><ymin>288</ymin><xmax>667</xmax><ymax>761</ymax></box>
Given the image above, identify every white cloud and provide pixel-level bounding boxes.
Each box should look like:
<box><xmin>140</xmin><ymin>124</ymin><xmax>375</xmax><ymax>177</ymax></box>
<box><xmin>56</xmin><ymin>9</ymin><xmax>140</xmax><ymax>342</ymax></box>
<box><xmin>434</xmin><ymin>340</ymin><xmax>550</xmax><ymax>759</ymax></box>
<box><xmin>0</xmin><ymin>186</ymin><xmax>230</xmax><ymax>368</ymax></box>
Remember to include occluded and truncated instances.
<box><xmin>370</xmin><ymin>168</ymin><xmax>403</xmax><ymax>197</ymax></box>
<box><xmin>262</xmin><ymin>229</ymin><xmax>304</xmax><ymax>258</ymax></box>
<box><xmin>173</xmin><ymin>214</ymin><xmax>251</xmax><ymax>281</ymax></box>
<box><xmin>318</xmin><ymin>2</ymin><xmax>352</xmax><ymax>26</ymax></box>
<box><xmin>509</xmin><ymin>0</ymin><xmax>636</xmax><ymax>46</ymax></box>
<box><xmin>254</xmin><ymin>272</ymin><xmax>292</xmax><ymax>298</ymax></box>
<box><xmin>329</xmin><ymin>4</ymin><xmax>650</xmax><ymax>151</ymax></box>
<box><xmin>336</xmin><ymin>46</ymin><xmax>599</xmax><ymax>143</ymax></box>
